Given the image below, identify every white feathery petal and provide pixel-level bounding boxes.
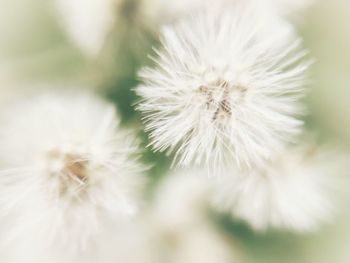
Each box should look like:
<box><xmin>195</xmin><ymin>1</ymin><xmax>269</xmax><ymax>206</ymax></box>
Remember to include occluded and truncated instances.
<box><xmin>212</xmin><ymin>146</ymin><xmax>336</xmax><ymax>232</ymax></box>
<box><xmin>55</xmin><ymin>0</ymin><xmax>115</xmax><ymax>57</ymax></box>
<box><xmin>137</xmin><ymin>2</ymin><xmax>309</xmax><ymax>171</ymax></box>
<box><xmin>0</xmin><ymin>91</ymin><xmax>145</xmax><ymax>255</ymax></box>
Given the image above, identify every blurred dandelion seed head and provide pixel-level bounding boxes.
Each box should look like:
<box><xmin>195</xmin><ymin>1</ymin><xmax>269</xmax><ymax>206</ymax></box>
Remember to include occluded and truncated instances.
<box><xmin>212</xmin><ymin>145</ymin><xmax>336</xmax><ymax>232</ymax></box>
<box><xmin>0</xmin><ymin>91</ymin><xmax>145</xmax><ymax>251</ymax></box>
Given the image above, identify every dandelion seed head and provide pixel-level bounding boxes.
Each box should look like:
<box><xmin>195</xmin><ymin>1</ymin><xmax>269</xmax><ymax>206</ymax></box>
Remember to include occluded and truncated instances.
<box><xmin>142</xmin><ymin>169</ymin><xmax>240</xmax><ymax>263</ymax></box>
<box><xmin>0</xmin><ymin>91</ymin><xmax>145</xmax><ymax>251</ymax></box>
<box><xmin>137</xmin><ymin>2</ymin><xmax>308</xmax><ymax>171</ymax></box>
<box><xmin>212</xmin><ymin>146</ymin><xmax>336</xmax><ymax>232</ymax></box>
<box><xmin>151</xmin><ymin>169</ymin><xmax>212</xmax><ymax>229</ymax></box>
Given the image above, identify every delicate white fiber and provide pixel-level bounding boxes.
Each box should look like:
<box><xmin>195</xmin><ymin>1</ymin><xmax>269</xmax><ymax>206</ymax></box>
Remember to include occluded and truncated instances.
<box><xmin>137</xmin><ymin>2</ymin><xmax>309</xmax><ymax>171</ymax></box>
<box><xmin>212</xmin><ymin>146</ymin><xmax>335</xmax><ymax>232</ymax></box>
<box><xmin>0</xmin><ymin>91</ymin><xmax>145</xmax><ymax>253</ymax></box>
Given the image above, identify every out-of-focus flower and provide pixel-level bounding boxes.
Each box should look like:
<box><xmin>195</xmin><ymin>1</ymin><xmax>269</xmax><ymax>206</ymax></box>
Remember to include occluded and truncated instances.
<box><xmin>140</xmin><ymin>169</ymin><xmax>241</xmax><ymax>263</ymax></box>
<box><xmin>0</xmin><ymin>91</ymin><xmax>145</xmax><ymax>256</ymax></box>
<box><xmin>55</xmin><ymin>0</ymin><xmax>115</xmax><ymax>57</ymax></box>
<box><xmin>55</xmin><ymin>0</ymin><xmax>158</xmax><ymax>58</ymax></box>
<box><xmin>102</xmin><ymin>218</ymin><xmax>241</xmax><ymax>263</ymax></box>
<box><xmin>212</xmin><ymin>145</ymin><xmax>336</xmax><ymax>232</ymax></box>
<box><xmin>151</xmin><ymin>222</ymin><xmax>240</xmax><ymax>263</ymax></box>
<box><xmin>137</xmin><ymin>2</ymin><xmax>309</xmax><ymax>172</ymax></box>
<box><xmin>151</xmin><ymin>169</ymin><xmax>211</xmax><ymax>228</ymax></box>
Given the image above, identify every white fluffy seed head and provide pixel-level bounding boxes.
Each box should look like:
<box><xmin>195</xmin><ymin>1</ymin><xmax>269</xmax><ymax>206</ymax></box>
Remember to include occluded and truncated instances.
<box><xmin>0</xmin><ymin>91</ymin><xmax>145</xmax><ymax>252</ymax></box>
<box><xmin>151</xmin><ymin>169</ymin><xmax>212</xmax><ymax>229</ymax></box>
<box><xmin>142</xmin><ymin>169</ymin><xmax>240</xmax><ymax>263</ymax></box>
<box><xmin>212</xmin><ymin>146</ymin><xmax>336</xmax><ymax>232</ymax></box>
<box><xmin>137</xmin><ymin>2</ymin><xmax>309</xmax><ymax>172</ymax></box>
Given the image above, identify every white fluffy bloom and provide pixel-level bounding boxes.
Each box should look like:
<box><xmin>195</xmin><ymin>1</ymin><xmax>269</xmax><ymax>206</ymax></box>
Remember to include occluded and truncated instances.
<box><xmin>151</xmin><ymin>169</ymin><xmax>212</xmax><ymax>228</ymax></box>
<box><xmin>212</xmin><ymin>146</ymin><xmax>335</xmax><ymax>232</ymax></box>
<box><xmin>104</xmin><ymin>219</ymin><xmax>241</xmax><ymax>263</ymax></box>
<box><xmin>137</xmin><ymin>2</ymin><xmax>308</xmax><ymax>171</ymax></box>
<box><xmin>0</xmin><ymin>91</ymin><xmax>144</xmax><ymax>255</ymax></box>
<box><xmin>55</xmin><ymin>0</ymin><xmax>116</xmax><ymax>57</ymax></box>
<box><xmin>141</xmin><ymin>169</ymin><xmax>240</xmax><ymax>263</ymax></box>
<box><xmin>55</xmin><ymin>0</ymin><xmax>159</xmax><ymax>58</ymax></box>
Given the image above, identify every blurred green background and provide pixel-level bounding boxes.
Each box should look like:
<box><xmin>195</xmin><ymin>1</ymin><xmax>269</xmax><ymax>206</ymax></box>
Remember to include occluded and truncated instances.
<box><xmin>0</xmin><ymin>0</ymin><xmax>349</xmax><ymax>262</ymax></box>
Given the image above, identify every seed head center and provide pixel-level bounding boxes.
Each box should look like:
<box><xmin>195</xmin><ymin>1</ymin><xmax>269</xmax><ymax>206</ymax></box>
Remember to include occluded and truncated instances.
<box><xmin>46</xmin><ymin>149</ymin><xmax>89</xmax><ymax>197</ymax></box>
<box><xmin>199</xmin><ymin>76</ymin><xmax>248</xmax><ymax>123</ymax></box>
